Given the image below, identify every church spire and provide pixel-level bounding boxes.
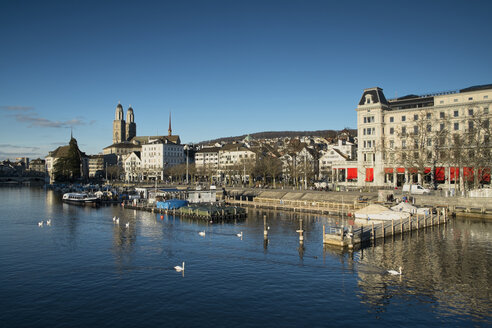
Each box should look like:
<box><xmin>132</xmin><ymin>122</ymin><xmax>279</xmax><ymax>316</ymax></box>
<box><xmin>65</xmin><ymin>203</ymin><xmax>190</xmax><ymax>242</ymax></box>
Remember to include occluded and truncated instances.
<box><xmin>168</xmin><ymin>111</ymin><xmax>172</xmax><ymax>136</ymax></box>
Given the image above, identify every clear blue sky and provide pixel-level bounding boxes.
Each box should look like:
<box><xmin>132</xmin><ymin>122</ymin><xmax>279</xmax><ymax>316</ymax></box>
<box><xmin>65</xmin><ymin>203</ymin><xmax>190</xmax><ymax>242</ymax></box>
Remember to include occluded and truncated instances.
<box><xmin>1</xmin><ymin>0</ymin><xmax>491</xmax><ymax>160</ymax></box>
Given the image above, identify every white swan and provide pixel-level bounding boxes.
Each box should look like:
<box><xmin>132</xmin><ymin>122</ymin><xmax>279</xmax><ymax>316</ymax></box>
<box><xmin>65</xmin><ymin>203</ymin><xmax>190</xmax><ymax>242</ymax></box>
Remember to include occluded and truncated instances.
<box><xmin>198</xmin><ymin>231</ymin><xmax>205</xmax><ymax>236</ymax></box>
<box><xmin>237</xmin><ymin>232</ymin><xmax>243</xmax><ymax>238</ymax></box>
<box><xmin>112</xmin><ymin>216</ymin><xmax>116</xmax><ymax>222</ymax></box>
<box><xmin>38</xmin><ymin>221</ymin><xmax>43</xmax><ymax>227</ymax></box>
<box><xmin>125</xmin><ymin>222</ymin><xmax>129</xmax><ymax>228</ymax></box>
<box><xmin>174</xmin><ymin>262</ymin><xmax>185</xmax><ymax>272</ymax></box>
<box><xmin>388</xmin><ymin>266</ymin><xmax>402</xmax><ymax>275</ymax></box>
<box><xmin>46</xmin><ymin>219</ymin><xmax>51</xmax><ymax>226</ymax></box>
<box><xmin>115</xmin><ymin>218</ymin><xmax>119</xmax><ymax>224</ymax></box>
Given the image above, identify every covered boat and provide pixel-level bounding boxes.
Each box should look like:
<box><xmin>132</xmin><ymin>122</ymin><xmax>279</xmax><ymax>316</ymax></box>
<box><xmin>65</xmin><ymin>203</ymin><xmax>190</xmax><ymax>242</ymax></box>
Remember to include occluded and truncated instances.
<box><xmin>62</xmin><ymin>192</ymin><xmax>101</xmax><ymax>205</ymax></box>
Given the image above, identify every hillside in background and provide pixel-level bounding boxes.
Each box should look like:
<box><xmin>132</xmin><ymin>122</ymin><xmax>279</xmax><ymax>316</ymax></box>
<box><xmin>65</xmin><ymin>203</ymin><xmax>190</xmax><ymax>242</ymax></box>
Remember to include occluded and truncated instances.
<box><xmin>197</xmin><ymin>128</ymin><xmax>356</xmax><ymax>145</ymax></box>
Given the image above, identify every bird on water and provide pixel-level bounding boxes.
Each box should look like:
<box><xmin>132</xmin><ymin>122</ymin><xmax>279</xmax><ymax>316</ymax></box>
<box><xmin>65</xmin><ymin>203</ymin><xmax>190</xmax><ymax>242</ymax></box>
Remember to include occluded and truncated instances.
<box><xmin>174</xmin><ymin>262</ymin><xmax>185</xmax><ymax>272</ymax></box>
<box><xmin>236</xmin><ymin>232</ymin><xmax>243</xmax><ymax>238</ymax></box>
<box><xmin>198</xmin><ymin>231</ymin><xmax>205</xmax><ymax>236</ymax></box>
<box><xmin>388</xmin><ymin>266</ymin><xmax>402</xmax><ymax>275</ymax></box>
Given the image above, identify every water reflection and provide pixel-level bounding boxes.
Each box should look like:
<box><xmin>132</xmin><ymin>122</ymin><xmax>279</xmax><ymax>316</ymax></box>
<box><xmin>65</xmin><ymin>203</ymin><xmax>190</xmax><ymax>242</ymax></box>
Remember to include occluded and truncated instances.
<box><xmin>355</xmin><ymin>219</ymin><xmax>492</xmax><ymax>321</ymax></box>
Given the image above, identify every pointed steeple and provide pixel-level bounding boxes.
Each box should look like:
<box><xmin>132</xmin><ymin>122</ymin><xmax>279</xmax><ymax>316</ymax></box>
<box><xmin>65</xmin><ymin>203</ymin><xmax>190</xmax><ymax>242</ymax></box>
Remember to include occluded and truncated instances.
<box><xmin>168</xmin><ymin>111</ymin><xmax>172</xmax><ymax>136</ymax></box>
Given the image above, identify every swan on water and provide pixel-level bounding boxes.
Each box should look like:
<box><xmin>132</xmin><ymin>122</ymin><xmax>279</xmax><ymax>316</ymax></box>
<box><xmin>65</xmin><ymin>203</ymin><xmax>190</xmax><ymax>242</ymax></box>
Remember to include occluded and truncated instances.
<box><xmin>112</xmin><ymin>216</ymin><xmax>116</xmax><ymax>222</ymax></box>
<box><xmin>198</xmin><ymin>231</ymin><xmax>205</xmax><ymax>236</ymax></box>
<box><xmin>125</xmin><ymin>222</ymin><xmax>130</xmax><ymax>228</ymax></box>
<box><xmin>38</xmin><ymin>221</ymin><xmax>43</xmax><ymax>227</ymax></box>
<box><xmin>174</xmin><ymin>262</ymin><xmax>185</xmax><ymax>272</ymax></box>
<box><xmin>237</xmin><ymin>232</ymin><xmax>243</xmax><ymax>238</ymax></box>
<box><xmin>46</xmin><ymin>219</ymin><xmax>51</xmax><ymax>226</ymax></box>
<box><xmin>115</xmin><ymin>218</ymin><xmax>119</xmax><ymax>224</ymax></box>
<box><xmin>388</xmin><ymin>266</ymin><xmax>402</xmax><ymax>275</ymax></box>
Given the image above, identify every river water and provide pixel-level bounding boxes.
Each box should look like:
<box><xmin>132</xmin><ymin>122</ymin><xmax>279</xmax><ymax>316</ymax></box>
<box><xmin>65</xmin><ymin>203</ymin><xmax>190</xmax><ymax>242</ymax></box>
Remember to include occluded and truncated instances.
<box><xmin>0</xmin><ymin>187</ymin><xmax>490</xmax><ymax>327</ymax></box>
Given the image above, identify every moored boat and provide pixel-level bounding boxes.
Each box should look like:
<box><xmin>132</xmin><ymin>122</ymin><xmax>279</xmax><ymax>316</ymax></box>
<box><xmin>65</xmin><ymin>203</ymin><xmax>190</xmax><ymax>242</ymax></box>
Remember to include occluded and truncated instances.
<box><xmin>62</xmin><ymin>192</ymin><xmax>101</xmax><ymax>205</ymax></box>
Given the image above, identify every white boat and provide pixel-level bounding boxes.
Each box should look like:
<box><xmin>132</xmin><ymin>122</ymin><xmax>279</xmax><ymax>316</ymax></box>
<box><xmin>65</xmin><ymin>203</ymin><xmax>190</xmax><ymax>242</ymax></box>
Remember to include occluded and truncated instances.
<box><xmin>62</xmin><ymin>192</ymin><xmax>101</xmax><ymax>205</ymax></box>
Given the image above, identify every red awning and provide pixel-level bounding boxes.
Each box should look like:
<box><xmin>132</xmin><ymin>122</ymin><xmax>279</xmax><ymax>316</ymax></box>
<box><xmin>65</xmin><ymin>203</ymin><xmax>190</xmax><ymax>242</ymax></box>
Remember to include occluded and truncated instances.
<box><xmin>397</xmin><ymin>168</ymin><xmax>405</xmax><ymax>173</ymax></box>
<box><xmin>408</xmin><ymin>168</ymin><xmax>418</xmax><ymax>174</ymax></box>
<box><xmin>479</xmin><ymin>168</ymin><xmax>491</xmax><ymax>182</ymax></box>
<box><xmin>435</xmin><ymin>167</ymin><xmax>445</xmax><ymax>181</ymax></box>
<box><xmin>365</xmin><ymin>168</ymin><xmax>374</xmax><ymax>182</ymax></box>
<box><xmin>384</xmin><ymin>168</ymin><xmax>394</xmax><ymax>174</ymax></box>
<box><xmin>463</xmin><ymin>167</ymin><xmax>474</xmax><ymax>182</ymax></box>
<box><xmin>450</xmin><ymin>167</ymin><xmax>459</xmax><ymax>181</ymax></box>
<box><xmin>424</xmin><ymin>167</ymin><xmax>431</xmax><ymax>174</ymax></box>
<box><xmin>347</xmin><ymin>168</ymin><xmax>358</xmax><ymax>179</ymax></box>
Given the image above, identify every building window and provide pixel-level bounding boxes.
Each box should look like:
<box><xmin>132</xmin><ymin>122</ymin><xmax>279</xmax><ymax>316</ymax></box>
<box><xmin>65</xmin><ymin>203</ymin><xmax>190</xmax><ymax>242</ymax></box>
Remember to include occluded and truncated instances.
<box><xmin>468</xmin><ymin>97</ymin><xmax>473</xmax><ymax>101</ymax></box>
<box><xmin>484</xmin><ymin>119</ymin><xmax>489</xmax><ymax>129</ymax></box>
<box><xmin>401</xmin><ymin>126</ymin><xmax>406</xmax><ymax>135</ymax></box>
<box><xmin>468</xmin><ymin>121</ymin><xmax>474</xmax><ymax>130</ymax></box>
<box><xmin>468</xmin><ymin>109</ymin><xmax>474</xmax><ymax>116</ymax></box>
<box><xmin>454</xmin><ymin>122</ymin><xmax>459</xmax><ymax>130</ymax></box>
<box><xmin>414</xmin><ymin>114</ymin><xmax>418</xmax><ymax>121</ymax></box>
<box><xmin>426</xmin><ymin>113</ymin><xmax>431</xmax><ymax>119</ymax></box>
<box><xmin>440</xmin><ymin>123</ymin><xmax>445</xmax><ymax>131</ymax></box>
<box><xmin>454</xmin><ymin>110</ymin><xmax>459</xmax><ymax>117</ymax></box>
<box><xmin>402</xmin><ymin>115</ymin><xmax>406</xmax><ymax>122</ymax></box>
<box><xmin>484</xmin><ymin>95</ymin><xmax>489</xmax><ymax>99</ymax></box>
<box><xmin>390</xmin><ymin>127</ymin><xmax>394</xmax><ymax>135</ymax></box>
<box><xmin>440</xmin><ymin>112</ymin><xmax>445</xmax><ymax>119</ymax></box>
<box><xmin>413</xmin><ymin>126</ymin><xmax>419</xmax><ymax>134</ymax></box>
<box><xmin>440</xmin><ymin>100</ymin><xmax>444</xmax><ymax>104</ymax></box>
<box><xmin>427</xmin><ymin>124</ymin><xmax>432</xmax><ymax>132</ymax></box>
<box><xmin>484</xmin><ymin>107</ymin><xmax>489</xmax><ymax>114</ymax></box>
<box><xmin>389</xmin><ymin>140</ymin><xmax>394</xmax><ymax>148</ymax></box>
<box><xmin>402</xmin><ymin>140</ymin><xmax>406</xmax><ymax>149</ymax></box>
<box><xmin>427</xmin><ymin>138</ymin><xmax>432</xmax><ymax>146</ymax></box>
<box><xmin>454</xmin><ymin>99</ymin><xmax>458</xmax><ymax>102</ymax></box>
<box><xmin>390</xmin><ymin>116</ymin><xmax>394</xmax><ymax>123</ymax></box>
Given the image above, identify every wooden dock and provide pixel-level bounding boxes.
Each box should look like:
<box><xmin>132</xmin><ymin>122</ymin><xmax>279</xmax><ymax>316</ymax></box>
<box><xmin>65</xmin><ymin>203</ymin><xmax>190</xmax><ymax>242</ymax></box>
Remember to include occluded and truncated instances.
<box><xmin>226</xmin><ymin>196</ymin><xmax>365</xmax><ymax>215</ymax></box>
<box><xmin>323</xmin><ymin>208</ymin><xmax>449</xmax><ymax>248</ymax></box>
<box><xmin>122</xmin><ymin>202</ymin><xmax>247</xmax><ymax>221</ymax></box>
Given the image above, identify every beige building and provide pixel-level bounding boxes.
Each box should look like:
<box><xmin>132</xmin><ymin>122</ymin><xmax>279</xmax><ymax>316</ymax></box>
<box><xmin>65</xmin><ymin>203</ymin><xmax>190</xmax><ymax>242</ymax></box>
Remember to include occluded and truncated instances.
<box><xmin>355</xmin><ymin>84</ymin><xmax>491</xmax><ymax>187</ymax></box>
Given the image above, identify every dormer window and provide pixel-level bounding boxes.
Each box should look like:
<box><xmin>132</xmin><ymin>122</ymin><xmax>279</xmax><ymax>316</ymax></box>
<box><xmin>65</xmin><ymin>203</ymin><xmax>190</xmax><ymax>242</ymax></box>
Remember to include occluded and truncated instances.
<box><xmin>364</xmin><ymin>94</ymin><xmax>373</xmax><ymax>104</ymax></box>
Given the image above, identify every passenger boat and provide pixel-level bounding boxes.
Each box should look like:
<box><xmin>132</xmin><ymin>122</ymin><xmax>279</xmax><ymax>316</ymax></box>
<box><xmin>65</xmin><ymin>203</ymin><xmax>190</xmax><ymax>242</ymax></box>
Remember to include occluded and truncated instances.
<box><xmin>62</xmin><ymin>192</ymin><xmax>101</xmax><ymax>205</ymax></box>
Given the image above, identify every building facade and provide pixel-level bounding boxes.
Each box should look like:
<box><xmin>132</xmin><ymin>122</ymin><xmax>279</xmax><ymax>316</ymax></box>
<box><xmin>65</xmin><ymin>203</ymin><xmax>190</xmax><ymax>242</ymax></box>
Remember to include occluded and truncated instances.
<box><xmin>356</xmin><ymin>84</ymin><xmax>492</xmax><ymax>187</ymax></box>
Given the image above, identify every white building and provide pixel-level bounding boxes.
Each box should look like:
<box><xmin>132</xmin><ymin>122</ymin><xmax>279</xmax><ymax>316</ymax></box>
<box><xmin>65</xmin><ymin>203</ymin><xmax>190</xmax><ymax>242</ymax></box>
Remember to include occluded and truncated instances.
<box><xmin>123</xmin><ymin>151</ymin><xmax>142</xmax><ymax>182</ymax></box>
<box><xmin>355</xmin><ymin>84</ymin><xmax>492</xmax><ymax>187</ymax></box>
<box><xmin>141</xmin><ymin>138</ymin><xmax>185</xmax><ymax>180</ymax></box>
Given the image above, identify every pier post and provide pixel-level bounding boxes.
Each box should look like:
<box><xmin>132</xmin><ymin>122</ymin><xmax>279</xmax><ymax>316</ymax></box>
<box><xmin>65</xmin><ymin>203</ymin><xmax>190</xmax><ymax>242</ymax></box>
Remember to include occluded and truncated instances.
<box><xmin>401</xmin><ymin>220</ymin><xmax>404</xmax><ymax>234</ymax></box>
<box><xmin>417</xmin><ymin>214</ymin><xmax>419</xmax><ymax>229</ymax></box>
<box><xmin>408</xmin><ymin>217</ymin><xmax>411</xmax><ymax>231</ymax></box>
<box><xmin>348</xmin><ymin>225</ymin><xmax>354</xmax><ymax>249</ymax></box>
<box><xmin>371</xmin><ymin>222</ymin><xmax>375</xmax><ymax>242</ymax></box>
<box><xmin>381</xmin><ymin>222</ymin><xmax>384</xmax><ymax>241</ymax></box>
<box><xmin>438</xmin><ymin>210</ymin><xmax>440</xmax><ymax>225</ymax></box>
<box><xmin>391</xmin><ymin>219</ymin><xmax>394</xmax><ymax>236</ymax></box>
<box><xmin>323</xmin><ymin>225</ymin><xmax>325</xmax><ymax>244</ymax></box>
<box><xmin>263</xmin><ymin>215</ymin><xmax>268</xmax><ymax>239</ymax></box>
<box><xmin>296</xmin><ymin>218</ymin><xmax>304</xmax><ymax>244</ymax></box>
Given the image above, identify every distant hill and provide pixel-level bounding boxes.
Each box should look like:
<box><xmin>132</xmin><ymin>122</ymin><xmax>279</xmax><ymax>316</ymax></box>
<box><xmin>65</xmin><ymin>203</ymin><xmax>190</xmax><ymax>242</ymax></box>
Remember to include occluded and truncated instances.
<box><xmin>197</xmin><ymin>129</ymin><xmax>356</xmax><ymax>145</ymax></box>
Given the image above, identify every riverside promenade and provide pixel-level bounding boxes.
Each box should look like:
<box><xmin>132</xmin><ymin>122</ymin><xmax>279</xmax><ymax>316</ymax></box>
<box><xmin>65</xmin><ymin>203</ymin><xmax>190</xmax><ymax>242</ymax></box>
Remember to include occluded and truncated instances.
<box><xmin>224</xmin><ymin>187</ymin><xmax>492</xmax><ymax>219</ymax></box>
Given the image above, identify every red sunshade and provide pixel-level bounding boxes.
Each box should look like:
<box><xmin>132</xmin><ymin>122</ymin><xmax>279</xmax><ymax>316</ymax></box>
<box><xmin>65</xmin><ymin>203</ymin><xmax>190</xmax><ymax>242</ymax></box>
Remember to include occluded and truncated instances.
<box><xmin>424</xmin><ymin>167</ymin><xmax>431</xmax><ymax>174</ymax></box>
<box><xmin>365</xmin><ymin>168</ymin><xmax>374</xmax><ymax>182</ymax></box>
<box><xmin>397</xmin><ymin>168</ymin><xmax>405</xmax><ymax>173</ymax></box>
<box><xmin>384</xmin><ymin>168</ymin><xmax>393</xmax><ymax>174</ymax></box>
<box><xmin>479</xmin><ymin>168</ymin><xmax>491</xmax><ymax>182</ymax></box>
<box><xmin>463</xmin><ymin>167</ymin><xmax>474</xmax><ymax>182</ymax></box>
<box><xmin>435</xmin><ymin>167</ymin><xmax>445</xmax><ymax>181</ymax></box>
<box><xmin>408</xmin><ymin>168</ymin><xmax>418</xmax><ymax>174</ymax></box>
<box><xmin>347</xmin><ymin>168</ymin><xmax>358</xmax><ymax>179</ymax></box>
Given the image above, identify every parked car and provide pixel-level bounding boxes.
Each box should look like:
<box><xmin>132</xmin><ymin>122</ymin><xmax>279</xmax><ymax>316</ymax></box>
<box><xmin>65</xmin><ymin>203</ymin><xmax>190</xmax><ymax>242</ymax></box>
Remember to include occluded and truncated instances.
<box><xmin>402</xmin><ymin>184</ymin><xmax>430</xmax><ymax>194</ymax></box>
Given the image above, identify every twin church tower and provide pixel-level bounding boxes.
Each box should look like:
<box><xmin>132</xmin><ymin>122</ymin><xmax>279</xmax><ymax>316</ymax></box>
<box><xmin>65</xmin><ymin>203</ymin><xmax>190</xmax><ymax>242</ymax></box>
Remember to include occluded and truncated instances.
<box><xmin>112</xmin><ymin>103</ymin><xmax>136</xmax><ymax>144</ymax></box>
<box><xmin>112</xmin><ymin>102</ymin><xmax>173</xmax><ymax>144</ymax></box>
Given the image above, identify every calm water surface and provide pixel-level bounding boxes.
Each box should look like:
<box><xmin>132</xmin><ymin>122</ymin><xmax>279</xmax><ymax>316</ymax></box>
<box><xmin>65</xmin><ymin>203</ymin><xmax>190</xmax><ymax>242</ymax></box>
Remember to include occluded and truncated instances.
<box><xmin>0</xmin><ymin>187</ymin><xmax>490</xmax><ymax>327</ymax></box>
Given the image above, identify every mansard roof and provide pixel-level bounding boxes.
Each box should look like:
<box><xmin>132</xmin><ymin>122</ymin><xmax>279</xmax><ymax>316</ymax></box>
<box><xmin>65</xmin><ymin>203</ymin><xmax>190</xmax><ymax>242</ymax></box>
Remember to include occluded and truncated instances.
<box><xmin>358</xmin><ymin>87</ymin><xmax>389</xmax><ymax>106</ymax></box>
